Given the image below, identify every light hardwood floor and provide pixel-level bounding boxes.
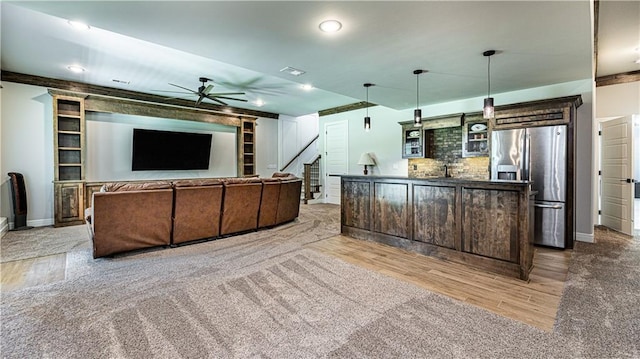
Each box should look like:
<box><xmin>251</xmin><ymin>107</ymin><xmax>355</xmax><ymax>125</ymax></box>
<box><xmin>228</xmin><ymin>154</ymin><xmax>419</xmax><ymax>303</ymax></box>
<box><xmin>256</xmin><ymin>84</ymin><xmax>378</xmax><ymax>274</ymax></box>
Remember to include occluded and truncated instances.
<box><xmin>306</xmin><ymin>235</ymin><xmax>571</xmax><ymax>332</ymax></box>
<box><xmin>1</xmin><ymin>253</ymin><xmax>67</xmax><ymax>292</ymax></box>
<box><xmin>1</xmin><ymin>233</ymin><xmax>570</xmax><ymax>332</ymax></box>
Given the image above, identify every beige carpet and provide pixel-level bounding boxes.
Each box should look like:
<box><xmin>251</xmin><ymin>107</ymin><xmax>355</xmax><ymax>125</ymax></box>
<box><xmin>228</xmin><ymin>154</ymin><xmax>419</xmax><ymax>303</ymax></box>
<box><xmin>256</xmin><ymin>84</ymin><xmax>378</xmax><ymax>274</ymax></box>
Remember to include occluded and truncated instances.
<box><xmin>1</xmin><ymin>204</ymin><xmax>638</xmax><ymax>358</ymax></box>
<box><xmin>0</xmin><ymin>224</ymin><xmax>90</xmax><ymax>263</ymax></box>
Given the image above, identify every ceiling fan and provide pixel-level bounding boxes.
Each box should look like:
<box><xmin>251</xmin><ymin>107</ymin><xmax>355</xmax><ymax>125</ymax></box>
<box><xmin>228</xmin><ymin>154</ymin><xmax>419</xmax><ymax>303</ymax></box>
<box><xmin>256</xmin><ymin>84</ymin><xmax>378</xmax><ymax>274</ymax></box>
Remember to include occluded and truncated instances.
<box><xmin>164</xmin><ymin>77</ymin><xmax>247</xmax><ymax>106</ymax></box>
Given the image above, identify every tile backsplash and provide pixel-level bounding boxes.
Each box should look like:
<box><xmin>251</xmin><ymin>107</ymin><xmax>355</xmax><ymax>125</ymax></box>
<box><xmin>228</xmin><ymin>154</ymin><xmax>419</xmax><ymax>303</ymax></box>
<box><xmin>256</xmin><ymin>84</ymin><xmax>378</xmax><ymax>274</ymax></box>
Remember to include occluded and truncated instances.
<box><xmin>408</xmin><ymin>126</ymin><xmax>489</xmax><ymax>179</ymax></box>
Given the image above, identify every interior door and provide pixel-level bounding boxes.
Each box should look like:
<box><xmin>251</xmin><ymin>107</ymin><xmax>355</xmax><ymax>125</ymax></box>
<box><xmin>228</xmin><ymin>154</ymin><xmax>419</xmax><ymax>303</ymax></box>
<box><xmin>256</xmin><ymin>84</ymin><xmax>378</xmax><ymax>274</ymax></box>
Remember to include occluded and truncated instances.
<box><xmin>600</xmin><ymin>116</ymin><xmax>635</xmax><ymax>235</ymax></box>
<box><xmin>324</xmin><ymin>121</ymin><xmax>348</xmax><ymax>205</ymax></box>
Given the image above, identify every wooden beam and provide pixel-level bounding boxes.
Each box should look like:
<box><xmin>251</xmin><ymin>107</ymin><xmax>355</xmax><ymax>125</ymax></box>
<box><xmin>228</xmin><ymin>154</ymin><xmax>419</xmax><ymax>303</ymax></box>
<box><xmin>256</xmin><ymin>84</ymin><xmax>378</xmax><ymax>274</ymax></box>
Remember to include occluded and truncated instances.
<box><xmin>595</xmin><ymin>70</ymin><xmax>640</xmax><ymax>87</ymax></box>
<box><xmin>1</xmin><ymin>70</ymin><xmax>279</xmax><ymax>119</ymax></box>
<box><xmin>82</xmin><ymin>95</ymin><xmax>243</xmax><ymax>127</ymax></box>
<box><xmin>318</xmin><ymin>101</ymin><xmax>375</xmax><ymax>117</ymax></box>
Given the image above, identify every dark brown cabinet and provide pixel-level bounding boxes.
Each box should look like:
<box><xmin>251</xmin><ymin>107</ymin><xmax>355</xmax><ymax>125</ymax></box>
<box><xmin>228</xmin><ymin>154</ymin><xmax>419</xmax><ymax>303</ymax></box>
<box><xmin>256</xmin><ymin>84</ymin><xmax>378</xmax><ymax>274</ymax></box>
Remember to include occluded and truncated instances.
<box><xmin>462</xmin><ymin>115</ymin><xmax>489</xmax><ymax>158</ymax></box>
<box><xmin>401</xmin><ymin>124</ymin><xmax>424</xmax><ymax>158</ymax></box>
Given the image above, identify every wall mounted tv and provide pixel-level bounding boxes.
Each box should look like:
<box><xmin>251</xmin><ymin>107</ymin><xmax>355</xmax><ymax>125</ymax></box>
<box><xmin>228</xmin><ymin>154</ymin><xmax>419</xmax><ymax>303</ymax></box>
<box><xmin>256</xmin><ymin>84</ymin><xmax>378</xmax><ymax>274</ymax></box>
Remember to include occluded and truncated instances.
<box><xmin>132</xmin><ymin>128</ymin><xmax>212</xmax><ymax>171</ymax></box>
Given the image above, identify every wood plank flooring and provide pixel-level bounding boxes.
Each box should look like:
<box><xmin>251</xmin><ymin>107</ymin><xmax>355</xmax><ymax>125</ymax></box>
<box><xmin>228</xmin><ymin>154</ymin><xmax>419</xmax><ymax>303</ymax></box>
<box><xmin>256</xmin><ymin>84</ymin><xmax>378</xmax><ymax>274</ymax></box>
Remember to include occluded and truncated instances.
<box><xmin>0</xmin><ymin>253</ymin><xmax>67</xmax><ymax>292</ymax></box>
<box><xmin>306</xmin><ymin>235</ymin><xmax>571</xmax><ymax>331</ymax></box>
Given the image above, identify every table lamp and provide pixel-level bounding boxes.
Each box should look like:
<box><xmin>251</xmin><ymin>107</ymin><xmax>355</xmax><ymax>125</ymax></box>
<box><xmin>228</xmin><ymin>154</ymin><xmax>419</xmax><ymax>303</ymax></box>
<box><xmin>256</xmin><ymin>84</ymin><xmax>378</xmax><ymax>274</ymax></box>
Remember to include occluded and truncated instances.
<box><xmin>358</xmin><ymin>152</ymin><xmax>375</xmax><ymax>175</ymax></box>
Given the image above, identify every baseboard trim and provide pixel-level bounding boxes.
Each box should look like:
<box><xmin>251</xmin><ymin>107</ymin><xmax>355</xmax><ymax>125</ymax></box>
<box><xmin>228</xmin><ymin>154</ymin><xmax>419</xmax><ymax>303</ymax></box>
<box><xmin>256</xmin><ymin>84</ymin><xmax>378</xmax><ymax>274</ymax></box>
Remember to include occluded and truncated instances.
<box><xmin>576</xmin><ymin>231</ymin><xmax>595</xmax><ymax>243</ymax></box>
<box><xmin>7</xmin><ymin>218</ymin><xmax>54</xmax><ymax>230</ymax></box>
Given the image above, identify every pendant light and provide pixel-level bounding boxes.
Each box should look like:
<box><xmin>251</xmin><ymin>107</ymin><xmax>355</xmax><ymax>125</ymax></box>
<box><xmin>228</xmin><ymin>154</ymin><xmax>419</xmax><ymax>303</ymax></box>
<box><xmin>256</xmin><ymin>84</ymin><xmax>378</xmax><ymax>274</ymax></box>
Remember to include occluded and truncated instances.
<box><xmin>363</xmin><ymin>83</ymin><xmax>374</xmax><ymax>132</ymax></box>
<box><xmin>413</xmin><ymin>69</ymin><xmax>425</xmax><ymax>127</ymax></box>
<box><xmin>483</xmin><ymin>50</ymin><xmax>496</xmax><ymax>119</ymax></box>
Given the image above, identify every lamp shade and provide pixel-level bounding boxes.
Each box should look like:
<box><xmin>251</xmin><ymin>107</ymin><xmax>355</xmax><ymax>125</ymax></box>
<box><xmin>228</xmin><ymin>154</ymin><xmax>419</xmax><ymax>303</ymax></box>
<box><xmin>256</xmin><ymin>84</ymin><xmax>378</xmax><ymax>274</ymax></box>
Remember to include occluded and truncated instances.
<box><xmin>357</xmin><ymin>152</ymin><xmax>375</xmax><ymax>166</ymax></box>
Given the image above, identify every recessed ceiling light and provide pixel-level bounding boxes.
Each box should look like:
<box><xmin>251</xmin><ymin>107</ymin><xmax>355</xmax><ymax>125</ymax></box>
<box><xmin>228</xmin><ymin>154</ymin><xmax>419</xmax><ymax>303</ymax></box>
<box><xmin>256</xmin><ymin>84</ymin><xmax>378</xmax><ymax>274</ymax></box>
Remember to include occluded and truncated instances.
<box><xmin>66</xmin><ymin>65</ymin><xmax>86</xmax><ymax>73</ymax></box>
<box><xmin>301</xmin><ymin>84</ymin><xmax>314</xmax><ymax>91</ymax></box>
<box><xmin>319</xmin><ymin>20</ymin><xmax>342</xmax><ymax>33</ymax></box>
<box><xmin>254</xmin><ymin>99</ymin><xmax>265</xmax><ymax>107</ymax></box>
<box><xmin>635</xmin><ymin>59</ymin><xmax>640</xmax><ymax>64</ymax></box>
<box><xmin>68</xmin><ymin>20</ymin><xmax>90</xmax><ymax>30</ymax></box>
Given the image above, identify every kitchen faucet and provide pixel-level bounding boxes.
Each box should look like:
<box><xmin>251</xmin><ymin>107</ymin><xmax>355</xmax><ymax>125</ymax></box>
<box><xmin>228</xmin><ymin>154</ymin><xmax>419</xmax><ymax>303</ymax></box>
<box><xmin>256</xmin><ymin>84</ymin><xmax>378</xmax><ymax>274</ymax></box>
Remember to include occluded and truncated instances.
<box><xmin>444</xmin><ymin>164</ymin><xmax>451</xmax><ymax>178</ymax></box>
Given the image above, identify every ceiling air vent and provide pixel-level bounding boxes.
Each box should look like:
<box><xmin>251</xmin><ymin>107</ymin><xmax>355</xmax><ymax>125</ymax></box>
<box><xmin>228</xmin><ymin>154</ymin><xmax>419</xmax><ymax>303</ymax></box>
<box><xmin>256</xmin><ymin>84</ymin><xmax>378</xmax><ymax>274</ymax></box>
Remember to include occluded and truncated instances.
<box><xmin>280</xmin><ymin>66</ymin><xmax>306</xmax><ymax>76</ymax></box>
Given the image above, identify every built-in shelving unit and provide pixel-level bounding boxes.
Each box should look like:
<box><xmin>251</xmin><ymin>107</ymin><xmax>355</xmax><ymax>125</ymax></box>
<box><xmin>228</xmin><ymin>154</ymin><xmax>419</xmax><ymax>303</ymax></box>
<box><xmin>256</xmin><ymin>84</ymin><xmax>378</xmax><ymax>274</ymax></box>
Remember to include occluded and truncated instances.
<box><xmin>52</xmin><ymin>94</ymin><xmax>86</xmax><ymax>227</ymax></box>
<box><xmin>241</xmin><ymin>119</ymin><xmax>256</xmax><ymax>176</ymax></box>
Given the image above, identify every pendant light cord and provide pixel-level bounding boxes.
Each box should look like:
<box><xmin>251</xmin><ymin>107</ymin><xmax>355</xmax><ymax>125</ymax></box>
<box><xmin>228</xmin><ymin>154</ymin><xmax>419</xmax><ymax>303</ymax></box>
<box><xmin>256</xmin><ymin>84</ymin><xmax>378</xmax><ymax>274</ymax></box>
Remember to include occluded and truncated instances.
<box><xmin>487</xmin><ymin>55</ymin><xmax>491</xmax><ymax>98</ymax></box>
<box><xmin>366</xmin><ymin>87</ymin><xmax>369</xmax><ymax>117</ymax></box>
<box><xmin>416</xmin><ymin>73</ymin><xmax>420</xmax><ymax>109</ymax></box>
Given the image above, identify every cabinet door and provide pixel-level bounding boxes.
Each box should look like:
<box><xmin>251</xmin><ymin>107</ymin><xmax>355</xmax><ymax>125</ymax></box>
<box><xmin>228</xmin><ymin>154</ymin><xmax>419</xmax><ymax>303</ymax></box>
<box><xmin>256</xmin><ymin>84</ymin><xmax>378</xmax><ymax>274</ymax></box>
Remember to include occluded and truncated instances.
<box><xmin>462</xmin><ymin>118</ymin><xmax>489</xmax><ymax>158</ymax></box>
<box><xmin>462</xmin><ymin>188</ymin><xmax>519</xmax><ymax>262</ymax></box>
<box><xmin>402</xmin><ymin>126</ymin><xmax>424</xmax><ymax>158</ymax></box>
<box><xmin>55</xmin><ymin>182</ymin><xmax>85</xmax><ymax>226</ymax></box>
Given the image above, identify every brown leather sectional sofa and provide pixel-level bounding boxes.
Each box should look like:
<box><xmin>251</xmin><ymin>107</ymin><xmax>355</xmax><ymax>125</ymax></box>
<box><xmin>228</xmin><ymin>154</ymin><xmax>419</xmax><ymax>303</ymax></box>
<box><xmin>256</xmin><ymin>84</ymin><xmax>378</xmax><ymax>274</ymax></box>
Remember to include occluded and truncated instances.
<box><xmin>85</xmin><ymin>174</ymin><xmax>302</xmax><ymax>258</ymax></box>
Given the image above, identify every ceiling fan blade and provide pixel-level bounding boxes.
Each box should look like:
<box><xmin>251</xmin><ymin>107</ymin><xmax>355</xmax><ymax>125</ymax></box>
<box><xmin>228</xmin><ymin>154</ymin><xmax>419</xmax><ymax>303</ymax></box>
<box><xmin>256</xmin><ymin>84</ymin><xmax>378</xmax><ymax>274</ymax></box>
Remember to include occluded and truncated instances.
<box><xmin>195</xmin><ymin>94</ymin><xmax>206</xmax><ymax>106</ymax></box>
<box><xmin>212</xmin><ymin>96</ymin><xmax>248</xmax><ymax>102</ymax></box>
<box><xmin>208</xmin><ymin>92</ymin><xmax>245</xmax><ymax>96</ymax></box>
<box><xmin>204</xmin><ymin>95</ymin><xmax>228</xmax><ymax>106</ymax></box>
<box><xmin>203</xmin><ymin>84</ymin><xmax>214</xmax><ymax>94</ymax></box>
<box><xmin>163</xmin><ymin>95</ymin><xmax>193</xmax><ymax>101</ymax></box>
<box><xmin>153</xmin><ymin>90</ymin><xmax>192</xmax><ymax>94</ymax></box>
<box><xmin>168</xmin><ymin>83</ymin><xmax>198</xmax><ymax>94</ymax></box>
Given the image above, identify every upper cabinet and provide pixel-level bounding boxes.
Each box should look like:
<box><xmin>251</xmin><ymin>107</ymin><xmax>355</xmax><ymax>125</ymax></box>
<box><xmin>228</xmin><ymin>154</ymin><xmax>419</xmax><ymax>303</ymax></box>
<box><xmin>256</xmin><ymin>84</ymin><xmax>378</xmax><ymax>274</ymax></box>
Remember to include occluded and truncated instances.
<box><xmin>401</xmin><ymin>123</ymin><xmax>429</xmax><ymax>158</ymax></box>
<box><xmin>462</xmin><ymin>114</ymin><xmax>489</xmax><ymax>158</ymax></box>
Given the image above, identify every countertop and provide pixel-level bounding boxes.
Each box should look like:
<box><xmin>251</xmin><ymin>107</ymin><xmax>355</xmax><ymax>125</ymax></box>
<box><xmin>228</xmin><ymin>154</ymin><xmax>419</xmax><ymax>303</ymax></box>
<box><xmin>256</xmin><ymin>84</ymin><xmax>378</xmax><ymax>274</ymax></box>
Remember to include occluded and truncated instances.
<box><xmin>337</xmin><ymin>174</ymin><xmax>532</xmax><ymax>186</ymax></box>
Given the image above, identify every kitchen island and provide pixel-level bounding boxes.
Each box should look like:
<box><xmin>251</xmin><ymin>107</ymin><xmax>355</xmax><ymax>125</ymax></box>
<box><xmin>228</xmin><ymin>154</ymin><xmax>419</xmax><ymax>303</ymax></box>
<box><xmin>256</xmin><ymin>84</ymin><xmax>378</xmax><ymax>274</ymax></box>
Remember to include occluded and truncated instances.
<box><xmin>340</xmin><ymin>175</ymin><xmax>535</xmax><ymax>280</ymax></box>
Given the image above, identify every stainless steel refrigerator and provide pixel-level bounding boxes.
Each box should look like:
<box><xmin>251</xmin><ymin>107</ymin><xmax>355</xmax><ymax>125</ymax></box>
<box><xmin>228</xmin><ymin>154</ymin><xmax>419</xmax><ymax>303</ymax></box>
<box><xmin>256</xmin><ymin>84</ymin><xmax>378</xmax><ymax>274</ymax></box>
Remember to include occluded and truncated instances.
<box><xmin>491</xmin><ymin>125</ymin><xmax>567</xmax><ymax>248</ymax></box>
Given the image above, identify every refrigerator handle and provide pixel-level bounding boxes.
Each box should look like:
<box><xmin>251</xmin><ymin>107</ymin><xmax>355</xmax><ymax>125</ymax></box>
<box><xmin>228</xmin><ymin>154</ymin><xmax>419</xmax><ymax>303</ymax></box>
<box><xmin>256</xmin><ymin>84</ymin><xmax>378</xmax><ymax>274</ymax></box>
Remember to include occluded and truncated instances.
<box><xmin>523</xmin><ymin>131</ymin><xmax>530</xmax><ymax>180</ymax></box>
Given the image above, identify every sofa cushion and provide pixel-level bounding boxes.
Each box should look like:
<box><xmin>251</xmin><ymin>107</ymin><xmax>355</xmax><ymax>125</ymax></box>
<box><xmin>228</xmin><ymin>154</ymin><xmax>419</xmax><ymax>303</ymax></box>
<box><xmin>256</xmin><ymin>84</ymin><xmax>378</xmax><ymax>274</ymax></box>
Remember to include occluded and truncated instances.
<box><xmin>222</xmin><ymin>177</ymin><xmax>263</xmax><ymax>185</ymax></box>
<box><xmin>102</xmin><ymin>181</ymin><xmax>172</xmax><ymax>192</ymax></box>
<box><xmin>173</xmin><ymin>178</ymin><xmax>222</xmax><ymax>187</ymax></box>
<box><xmin>272</xmin><ymin>172</ymin><xmax>294</xmax><ymax>178</ymax></box>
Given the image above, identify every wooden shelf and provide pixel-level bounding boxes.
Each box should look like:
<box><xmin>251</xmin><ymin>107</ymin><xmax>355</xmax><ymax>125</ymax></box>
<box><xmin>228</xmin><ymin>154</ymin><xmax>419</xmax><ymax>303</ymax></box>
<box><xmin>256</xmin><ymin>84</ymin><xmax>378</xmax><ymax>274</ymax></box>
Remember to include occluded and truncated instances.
<box><xmin>240</xmin><ymin>119</ymin><xmax>256</xmax><ymax>177</ymax></box>
<box><xmin>53</xmin><ymin>95</ymin><xmax>86</xmax><ymax>227</ymax></box>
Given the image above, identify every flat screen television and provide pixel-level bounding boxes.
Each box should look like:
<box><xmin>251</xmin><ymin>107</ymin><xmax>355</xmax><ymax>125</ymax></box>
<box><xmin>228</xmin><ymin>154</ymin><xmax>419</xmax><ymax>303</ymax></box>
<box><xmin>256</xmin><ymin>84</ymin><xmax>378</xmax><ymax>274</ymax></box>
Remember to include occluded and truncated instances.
<box><xmin>132</xmin><ymin>128</ymin><xmax>212</xmax><ymax>171</ymax></box>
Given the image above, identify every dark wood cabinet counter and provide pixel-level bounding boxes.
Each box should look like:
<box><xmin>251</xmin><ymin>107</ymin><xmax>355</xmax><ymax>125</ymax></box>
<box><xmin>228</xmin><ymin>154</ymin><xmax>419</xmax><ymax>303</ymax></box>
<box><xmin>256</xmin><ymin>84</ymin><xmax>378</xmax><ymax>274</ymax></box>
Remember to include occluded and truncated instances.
<box><xmin>341</xmin><ymin>175</ymin><xmax>535</xmax><ymax>280</ymax></box>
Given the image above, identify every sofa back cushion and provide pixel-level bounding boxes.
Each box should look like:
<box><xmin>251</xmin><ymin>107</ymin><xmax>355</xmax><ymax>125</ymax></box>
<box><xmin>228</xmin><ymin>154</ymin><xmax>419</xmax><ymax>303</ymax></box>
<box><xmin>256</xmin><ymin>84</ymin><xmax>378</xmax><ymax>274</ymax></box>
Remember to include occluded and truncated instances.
<box><xmin>102</xmin><ymin>181</ymin><xmax>172</xmax><ymax>192</ymax></box>
<box><xmin>173</xmin><ymin>178</ymin><xmax>223</xmax><ymax>187</ymax></box>
<box><xmin>220</xmin><ymin>179</ymin><xmax>263</xmax><ymax>235</ymax></box>
<box><xmin>276</xmin><ymin>178</ymin><xmax>302</xmax><ymax>225</ymax></box>
<box><xmin>173</xmin><ymin>184</ymin><xmax>223</xmax><ymax>244</ymax></box>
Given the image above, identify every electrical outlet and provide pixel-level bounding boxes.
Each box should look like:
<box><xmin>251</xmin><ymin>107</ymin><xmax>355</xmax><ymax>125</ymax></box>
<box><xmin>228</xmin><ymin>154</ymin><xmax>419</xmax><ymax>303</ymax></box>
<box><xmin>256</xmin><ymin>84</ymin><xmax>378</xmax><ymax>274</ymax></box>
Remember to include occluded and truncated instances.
<box><xmin>267</xmin><ymin>164</ymin><xmax>276</xmax><ymax>169</ymax></box>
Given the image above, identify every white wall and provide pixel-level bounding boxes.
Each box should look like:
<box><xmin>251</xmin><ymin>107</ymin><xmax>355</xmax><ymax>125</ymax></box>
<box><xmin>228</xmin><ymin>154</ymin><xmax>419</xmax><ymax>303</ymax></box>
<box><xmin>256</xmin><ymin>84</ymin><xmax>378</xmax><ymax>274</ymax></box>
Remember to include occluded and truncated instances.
<box><xmin>595</xmin><ymin>81</ymin><xmax>640</xmax><ymax>221</ymax></box>
<box><xmin>596</xmin><ymin>82</ymin><xmax>640</xmax><ymax>118</ymax></box>
<box><xmin>319</xmin><ymin>79</ymin><xmax>595</xmax><ymax>239</ymax></box>
<box><xmin>0</xmin><ymin>81</ymin><xmax>280</xmax><ymax>226</ymax></box>
<box><xmin>255</xmin><ymin>117</ymin><xmax>279</xmax><ymax>178</ymax></box>
<box><xmin>278</xmin><ymin>113</ymin><xmax>319</xmax><ymax>176</ymax></box>
<box><xmin>0</xmin><ymin>82</ymin><xmax>54</xmax><ymax>227</ymax></box>
<box><xmin>85</xmin><ymin>112</ymin><xmax>237</xmax><ymax>181</ymax></box>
